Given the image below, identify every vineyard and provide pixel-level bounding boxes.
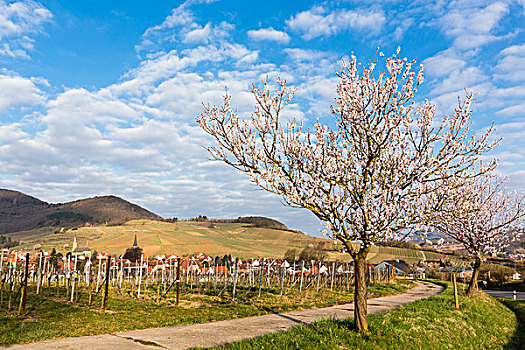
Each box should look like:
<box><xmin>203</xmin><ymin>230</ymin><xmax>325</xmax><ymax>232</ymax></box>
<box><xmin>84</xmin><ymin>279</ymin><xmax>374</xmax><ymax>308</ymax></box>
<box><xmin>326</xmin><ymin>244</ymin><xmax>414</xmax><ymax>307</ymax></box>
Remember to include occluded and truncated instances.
<box><xmin>0</xmin><ymin>251</ymin><xmax>415</xmax><ymax>345</ymax></box>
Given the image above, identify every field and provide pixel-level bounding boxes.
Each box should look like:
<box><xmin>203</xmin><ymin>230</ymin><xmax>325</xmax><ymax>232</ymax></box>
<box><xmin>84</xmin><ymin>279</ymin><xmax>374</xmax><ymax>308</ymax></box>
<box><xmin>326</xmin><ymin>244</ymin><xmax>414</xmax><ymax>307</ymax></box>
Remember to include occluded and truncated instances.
<box><xmin>15</xmin><ymin>220</ymin><xmax>448</xmax><ymax>263</ymax></box>
<box><xmin>207</xmin><ymin>282</ymin><xmax>524</xmax><ymax>350</ymax></box>
<box><xmin>17</xmin><ymin>220</ymin><xmax>328</xmax><ymax>258</ymax></box>
<box><xmin>0</xmin><ymin>277</ymin><xmax>414</xmax><ymax>346</ymax></box>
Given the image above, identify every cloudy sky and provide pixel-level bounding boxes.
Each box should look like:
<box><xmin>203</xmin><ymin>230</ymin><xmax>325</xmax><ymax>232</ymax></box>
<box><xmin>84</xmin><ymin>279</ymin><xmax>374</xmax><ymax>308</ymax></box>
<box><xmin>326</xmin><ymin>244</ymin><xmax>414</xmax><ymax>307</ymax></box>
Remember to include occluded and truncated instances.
<box><xmin>1</xmin><ymin>0</ymin><xmax>524</xmax><ymax>236</ymax></box>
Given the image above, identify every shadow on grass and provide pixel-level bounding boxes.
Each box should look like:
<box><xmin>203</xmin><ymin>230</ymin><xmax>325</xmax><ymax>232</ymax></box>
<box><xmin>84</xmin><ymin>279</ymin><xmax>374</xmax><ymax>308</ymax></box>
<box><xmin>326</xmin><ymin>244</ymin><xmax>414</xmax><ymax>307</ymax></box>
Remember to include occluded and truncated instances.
<box><xmin>499</xmin><ymin>298</ymin><xmax>525</xmax><ymax>350</ymax></box>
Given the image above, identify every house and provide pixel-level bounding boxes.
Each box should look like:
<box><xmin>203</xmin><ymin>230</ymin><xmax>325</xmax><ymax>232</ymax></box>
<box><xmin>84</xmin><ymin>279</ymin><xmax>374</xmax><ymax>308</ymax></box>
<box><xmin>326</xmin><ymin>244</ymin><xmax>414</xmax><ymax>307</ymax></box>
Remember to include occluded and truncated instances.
<box><xmin>71</xmin><ymin>237</ymin><xmax>91</xmax><ymax>259</ymax></box>
<box><xmin>72</xmin><ymin>247</ymin><xmax>91</xmax><ymax>259</ymax></box>
<box><xmin>375</xmin><ymin>260</ymin><xmax>411</xmax><ymax>276</ymax></box>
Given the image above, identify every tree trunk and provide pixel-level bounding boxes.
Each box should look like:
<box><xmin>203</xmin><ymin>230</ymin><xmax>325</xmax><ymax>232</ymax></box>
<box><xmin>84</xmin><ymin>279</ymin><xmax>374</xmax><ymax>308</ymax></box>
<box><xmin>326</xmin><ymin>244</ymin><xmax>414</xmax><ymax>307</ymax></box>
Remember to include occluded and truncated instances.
<box><xmin>466</xmin><ymin>257</ymin><xmax>482</xmax><ymax>297</ymax></box>
<box><xmin>354</xmin><ymin>253</ymin><xmax>368</xmax><ymax>332</ymax></box>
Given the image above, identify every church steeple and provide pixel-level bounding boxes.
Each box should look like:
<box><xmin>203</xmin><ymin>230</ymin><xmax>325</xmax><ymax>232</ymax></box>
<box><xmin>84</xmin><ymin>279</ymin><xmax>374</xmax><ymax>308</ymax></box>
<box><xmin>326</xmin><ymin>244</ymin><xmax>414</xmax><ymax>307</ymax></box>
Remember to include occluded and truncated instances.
<box><xmin>133</xmin><ymin>234</ymin><xmax>137</xmax><ymax>247</ymax></box>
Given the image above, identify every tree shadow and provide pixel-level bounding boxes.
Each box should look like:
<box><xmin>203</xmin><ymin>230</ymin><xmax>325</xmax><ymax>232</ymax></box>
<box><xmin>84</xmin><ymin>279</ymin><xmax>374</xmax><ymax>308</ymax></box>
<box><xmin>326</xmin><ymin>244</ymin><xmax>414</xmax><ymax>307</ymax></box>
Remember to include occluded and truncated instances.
<box><xmin>500</xmin><ymin>298</ymin><xmax>525</xmax><ymax>350</ymax></box>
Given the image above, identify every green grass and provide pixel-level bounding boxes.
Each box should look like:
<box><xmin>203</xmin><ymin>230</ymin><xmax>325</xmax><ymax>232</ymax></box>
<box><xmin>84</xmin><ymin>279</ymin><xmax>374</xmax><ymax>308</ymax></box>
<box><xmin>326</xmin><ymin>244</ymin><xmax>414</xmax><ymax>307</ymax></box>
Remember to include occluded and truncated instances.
<box><xmin>203</xmin><ymin>282</ymin><xmax>522</xmax><ymax>350</ymax></box>
<box><xmin>499</xmin><ymin>298</ymin><xmax>525</xmax><ymax>348</ymax></box>
<box><xmin>0</xmin><ymin>279</ymin><xmax>413</xmax><ymax>345</ymax></box>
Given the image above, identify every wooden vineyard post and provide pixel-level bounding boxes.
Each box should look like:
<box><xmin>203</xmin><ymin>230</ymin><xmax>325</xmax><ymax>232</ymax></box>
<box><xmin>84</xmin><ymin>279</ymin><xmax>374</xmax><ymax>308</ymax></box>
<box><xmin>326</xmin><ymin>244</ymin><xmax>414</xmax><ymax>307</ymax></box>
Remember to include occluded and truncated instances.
<box><xmin>137</xmin><ymin>254</ymin><xmax>144</xmax><ymax>299</ymax></box>
<box><xmin>330</xmin><ymin>262</ymin><xmax>335</xmax><ymax>291</ymax></box>
<box><xmin>213</xmin><ymin>260</ymin><xmax>218</xmax><ymax>291</ymax></box>
<box><xmin>176</xmin><ymin>257</ymin><xmax>181</xmax><ymax>306</ymax></box>
<box><xmin>280</xmin><ymin>262</ymin><xmax>285</xmax><ymax>296</ymax></box>
<box><xmin>96</xmin><ymin>255</ymin><xmax>101</xmax><ymax>293</ymax></box>
<box><xmin>316</xmin><ymin>261</ymin><xmax>321</xmax><ymax>292</ymax></box>
<box><xmin>70</xmin><ymin>254</ymin><xmax>78</xmax><ymax>302</ymax></box>
<box><xmin>85</xmin><ymin>258</ymin><xmax>90</xmax><ymax>288</ymax></box>
<box><xmin>103</xmin><ymin>257</ymin><xmax>111</xmax><ymax>311</ymax></box>
<box><xmin>11</xmin><ymin>254</ymin><xmax>17</xmax><ymax>291</ymax></box>
<box><xmin>258</xmin><ymin>259</ymin><xmax>264</xmax><ymax>299</ymax></box>
<box><xmin>453</xmin><ymin>273</ymin><xmax>459</xmax><ymax>309</ymax></box>
<box><xmin>299</xmin><ymin>260</ymin><xmax>305</xmax><ymax>293</ymax></box>
<box><xmin>20</xmin><ymin>253</ymin><xmax>29</xmax><ymax>317</ymax></box>
<box><xmin>232</xmin><ymin>258</ymin><xmax>238</xmax><ymax>301</ymax></box>
<box><xmin>346</xmin><ymin>262</ymin><xmax>350</xmax><ymax>291</ymax></box>
<box><xmin>36</xmin><ymin>252</ymin><xmax>42</xmax><ymax>295</ymax></box>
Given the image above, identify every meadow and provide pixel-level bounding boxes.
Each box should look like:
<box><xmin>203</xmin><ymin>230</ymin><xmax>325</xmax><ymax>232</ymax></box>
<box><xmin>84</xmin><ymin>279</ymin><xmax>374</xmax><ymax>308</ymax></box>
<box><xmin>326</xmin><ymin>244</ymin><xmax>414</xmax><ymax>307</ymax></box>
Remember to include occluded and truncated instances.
<box><xmin>204</xmin><ymin>282</ymin><xmax>524</xmax><ymax>350</ymax></box>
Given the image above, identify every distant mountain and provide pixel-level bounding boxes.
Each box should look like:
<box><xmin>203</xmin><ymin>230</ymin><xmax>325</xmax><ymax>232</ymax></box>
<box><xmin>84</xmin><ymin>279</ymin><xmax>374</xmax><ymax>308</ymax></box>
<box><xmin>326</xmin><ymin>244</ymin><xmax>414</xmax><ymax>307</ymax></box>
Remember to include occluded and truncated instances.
<box><xmin>0</xmin><ymin>189</ymin><xmax>162</xmax><ymax>234</ymax></box>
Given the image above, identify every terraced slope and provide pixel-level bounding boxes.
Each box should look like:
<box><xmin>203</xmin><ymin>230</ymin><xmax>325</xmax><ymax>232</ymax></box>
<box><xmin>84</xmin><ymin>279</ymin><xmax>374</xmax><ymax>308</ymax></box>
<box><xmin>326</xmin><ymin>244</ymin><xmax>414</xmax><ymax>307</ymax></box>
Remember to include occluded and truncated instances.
<box><xmin>17</xmin><ymin>220</ymin><xmax>448</xmax><ymax>263</ymax></box>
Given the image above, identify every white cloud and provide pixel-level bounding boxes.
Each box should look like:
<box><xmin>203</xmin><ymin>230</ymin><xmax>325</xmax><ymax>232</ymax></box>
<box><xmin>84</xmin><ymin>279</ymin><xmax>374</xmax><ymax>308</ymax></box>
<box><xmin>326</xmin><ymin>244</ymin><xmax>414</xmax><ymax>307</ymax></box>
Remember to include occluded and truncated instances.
<box><xmin>283</xmin><ymin>48</ymin><xmax>331</xmax><ymax>62</ymax></box>
<box><xmin>0</xmin><ymin>73</ymin><xmax>44</xmax><ymax>110</ymax></box>
<box><xmin>286</xmin><ymin>6</ymin><xmax>385</xmax><ymax>40</ymax></box>
<box><xmin>436</xmin><ymin>1</ymin><xmax>510</xmax><ymax>51</ymax></box>
<box><xmin>137</xmin><ymin>1</ymin><xmax>233</xmax><ymax>53</ymax></box>
<box><xmin>247</xmin><ymin>27</ymin><xmax>290</xmax><ymax>43</ymax></box>
<box><xmin>0</xmin><ymin>0</ymin><xmax>53</xmax><ymax>58</ymax></box>
<box><xmin>422</xmin><ymin>50</ymin><xmax>466</xmax><ymax>78</ymax></box>
<box><xmin>494</xmin><ymin>43</ymin><xmax>525</xmax><ymax>82</ymax></box>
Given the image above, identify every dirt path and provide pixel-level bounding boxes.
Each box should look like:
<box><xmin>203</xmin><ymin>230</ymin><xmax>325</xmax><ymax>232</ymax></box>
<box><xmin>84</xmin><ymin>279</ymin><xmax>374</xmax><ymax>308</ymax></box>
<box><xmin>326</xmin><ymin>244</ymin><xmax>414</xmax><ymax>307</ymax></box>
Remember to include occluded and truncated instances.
<box><xmin>4</xmin><ymin>281</ymin><xmax>444</xmax><ymax>350</ymax></box>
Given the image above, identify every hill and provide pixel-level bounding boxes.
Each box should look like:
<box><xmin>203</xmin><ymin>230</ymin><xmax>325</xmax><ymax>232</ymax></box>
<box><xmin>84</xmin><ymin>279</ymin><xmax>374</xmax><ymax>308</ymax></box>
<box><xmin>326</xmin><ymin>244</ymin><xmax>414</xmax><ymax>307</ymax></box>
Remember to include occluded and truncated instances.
<box><xmin>17</xmin><ymin>220</ymin><xmax>327</xmax><ymax>258</ymax></box>
<box><xmin>14</xmin><ymin>219</ymin><xmax>449</xmax><ymax>263</ymax></box>
<box><xmin>0</xmin><ymin>189</ymin><xmax>161</xmax><ymax>234</ymax></box>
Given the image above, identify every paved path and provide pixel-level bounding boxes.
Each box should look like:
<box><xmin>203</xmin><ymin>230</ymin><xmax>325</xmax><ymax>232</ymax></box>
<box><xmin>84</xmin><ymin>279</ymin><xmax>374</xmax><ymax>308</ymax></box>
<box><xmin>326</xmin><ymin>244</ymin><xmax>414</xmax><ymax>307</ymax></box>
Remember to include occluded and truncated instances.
<box><xmin>484</xmin><ymin>289</ymin><xmax>525</xmax><ymax>299</ymax></box>
<box><xmin>4</xmin><ymin>281</ymin><xmax>443</xmax><ymax>350</ymax></box>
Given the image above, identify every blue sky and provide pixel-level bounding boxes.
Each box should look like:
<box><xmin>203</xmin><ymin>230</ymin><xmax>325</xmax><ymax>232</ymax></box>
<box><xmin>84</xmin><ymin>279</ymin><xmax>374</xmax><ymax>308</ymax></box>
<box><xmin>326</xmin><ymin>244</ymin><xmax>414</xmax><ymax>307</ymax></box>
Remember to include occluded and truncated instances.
<box><xmin>1</xmin><ymin>0</ymin><xmax>524</xmax><ymax>237</ymax></box>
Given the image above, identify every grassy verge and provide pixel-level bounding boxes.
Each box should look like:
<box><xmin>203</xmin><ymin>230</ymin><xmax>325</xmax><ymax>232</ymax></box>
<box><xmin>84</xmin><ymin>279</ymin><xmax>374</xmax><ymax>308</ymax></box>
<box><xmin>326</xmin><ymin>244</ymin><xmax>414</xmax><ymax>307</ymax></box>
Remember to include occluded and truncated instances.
<box><xmin>499</xmin><ymin>298</ymin><xmax>525</xmax><ymax>348</ymax></box>
<box><xmin>204</xmin><ymin>282</ymin><xmax>521</xmax><ymax>350</ymax></box>
<box><xmin>0</xmin><ymin>279</ymin><xmax>413</xmax><ymax>345</ymax></box>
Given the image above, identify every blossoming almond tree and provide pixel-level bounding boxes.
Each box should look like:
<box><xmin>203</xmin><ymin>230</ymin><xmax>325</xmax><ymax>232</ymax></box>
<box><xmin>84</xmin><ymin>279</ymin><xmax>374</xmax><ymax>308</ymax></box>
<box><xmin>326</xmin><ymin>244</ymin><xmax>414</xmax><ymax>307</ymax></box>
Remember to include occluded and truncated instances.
<box><xmin>196</xmin><ymin>49</ymin><xmax>496</xmax><ymax>332</ymax></box>
<box><xmin>434</xmin><ymin>175</ymin><xmax>524</xmax><ymax>297</ymax></box>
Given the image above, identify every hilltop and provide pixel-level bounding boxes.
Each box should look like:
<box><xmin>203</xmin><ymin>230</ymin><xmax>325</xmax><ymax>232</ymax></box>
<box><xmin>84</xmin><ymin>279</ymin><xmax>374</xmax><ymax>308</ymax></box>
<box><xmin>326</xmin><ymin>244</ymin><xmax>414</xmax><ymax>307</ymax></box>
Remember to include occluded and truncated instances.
<box><xmin>0</xmin><ymin>189</ymin><xmax>161</xmax><ymax>234</ymax></box>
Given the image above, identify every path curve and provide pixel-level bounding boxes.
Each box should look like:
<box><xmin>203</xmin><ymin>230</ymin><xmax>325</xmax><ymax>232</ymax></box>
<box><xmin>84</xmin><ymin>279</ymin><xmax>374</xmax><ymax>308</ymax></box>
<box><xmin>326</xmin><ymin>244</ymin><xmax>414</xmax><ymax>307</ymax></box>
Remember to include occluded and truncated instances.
<box><xmin>3</xmin><ymin>281</ymin><xmax>444</xmax><ymax>350</ymax></box>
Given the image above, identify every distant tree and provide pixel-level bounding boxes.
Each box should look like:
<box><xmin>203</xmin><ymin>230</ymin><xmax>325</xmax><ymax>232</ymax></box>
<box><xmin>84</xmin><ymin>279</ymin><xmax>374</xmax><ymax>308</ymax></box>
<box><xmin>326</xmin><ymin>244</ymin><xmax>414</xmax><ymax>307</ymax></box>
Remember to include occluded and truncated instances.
<box><xmin>481</xmin><ymin>263</ymin><xmax>516</xmax><ymax>284</ymax></box>
<box><xmin>433</xmin><ymin>176</ymin><xmax>524</xmax><ymax>296</ymax></box>
<box><xmin>49</xmin><ymin>248</ymin><xmax>59</xmax><ymax>269</ymax></box>
<box><xmin>123</xmin><ymin>246</ymin><xmax>143</xmax><ymax>262</ymax></box>
<box><xmin>284</xmin><ymin>249</ymin><xmax>297</xmax><ymax>263</ymax></box>
<box><xmin>193</xmin><ymin>215</ymin><xmax>208</xmax><ymax>222</ymax></box>
<box><xmin>298</xmin><ymin>244</ymin><xmax>326</xmax><ymax>262</ymax></box>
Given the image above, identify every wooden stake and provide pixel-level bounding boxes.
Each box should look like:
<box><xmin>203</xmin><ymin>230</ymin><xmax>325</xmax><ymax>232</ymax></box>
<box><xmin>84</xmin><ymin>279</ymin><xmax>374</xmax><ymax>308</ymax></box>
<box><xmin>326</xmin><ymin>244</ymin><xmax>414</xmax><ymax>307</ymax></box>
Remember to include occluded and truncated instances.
<box><xmin>103</xmin><ymin>257</ymin><xmax>111</xmax><ymax>311</ymax></box>
<box><xmin>137</xmin><ymin>254</ymin><xmax>144</xmax><ymax>299</ymax></box>
<box><xmin>176</xmin><ymin>257</ymin><xmax>181</xmax><ymax>305</ymax></box>
<box><xmin>330</xmin><ymin>262</ymin><xmax>335</xmax><ymax>291</ymax></box>
<box><xmin>453</xmin><ymin>273</ymin><xmax>459</xmax><ymax>309</ymax></box>
<box><xmin>20</xmin><ymin>253</ymin><xmax>29</xmax><ymax>317</ymax></box>
<box><xmin>280</xmin><ymin>263</ymin><xmax>285</xmax><ymax>296</ymax></box>
<box><xmin>232</xmin><ymin>258</ymin><xmax>238</xmax><ymax>301</ymax></box>
<box><xmin>70</xmin><ymin>254</ymin><xmax>78</xmax><ymax>302</ymax></box>
<box><xmin>258</xmin><ymin>259</ymin><xmax>264</xmax><ymax>298</ymax></box>
<box><xmin>36</xmin><ymin>252</ymin><xmax>42</xmax><ymax>295</ymax></box>
<box><xmin>346</xmin><ymin>262</ymin><xmax>350</xmax><ymax>290</ymax></box>
<box><xmin>299</xmin><ymin>261</ymin><xmax>305</xmax><ymax>293</ymax></box>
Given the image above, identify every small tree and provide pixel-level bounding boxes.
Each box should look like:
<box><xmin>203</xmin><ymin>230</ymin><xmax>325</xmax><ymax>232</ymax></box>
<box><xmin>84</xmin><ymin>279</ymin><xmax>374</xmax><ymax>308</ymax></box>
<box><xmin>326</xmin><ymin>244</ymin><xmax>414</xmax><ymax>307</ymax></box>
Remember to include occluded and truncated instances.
<box><xmin>283</xmin><ymin>249</ymin><xmax>297</xmax><ymax>263</ymax></box>
<box><xmin>433</xmin><ymin>176</ymin><xmax>524</xmax><ymax>296</ymax></box>
<box><xmin>123</xmin><ymin>247</ymin><xmax>143</xmax><ymax>262</ymax></box>
<box><xmin>197</xmin><ymin>49</ymin><xmax>495</xmax><ymax>332</ymax></box>
<box><xmin>49</xmin><ymin>248</ymin><xmax>59</xmax><ymax>270</ymax></box>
